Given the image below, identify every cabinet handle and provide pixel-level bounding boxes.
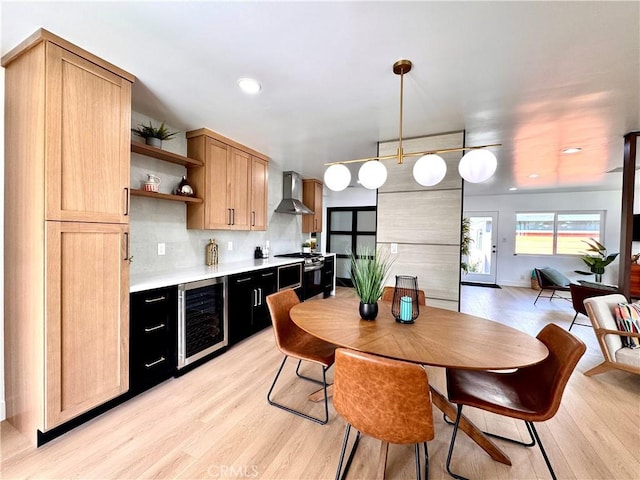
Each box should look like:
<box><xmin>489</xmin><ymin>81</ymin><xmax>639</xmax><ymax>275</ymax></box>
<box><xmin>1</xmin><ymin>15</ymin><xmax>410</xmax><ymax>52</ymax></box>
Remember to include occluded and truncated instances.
<box><xmin>124</xmin><ymin>187</ymin><xmax>130</xmax><ymax>216</ymax></box>
<box><xmin>144</xmin><ymin>323</ymin><xmax>166</xmax><ymax>332</ymax></box>
<box><xmin>236</xmin><ymin>277</ymin><xmax>252</xmax><ymax>284</ymax></box>
<box><xmin>258</xmin><ymin>287</ymin><xmax>263</xmax><ymax>305</ymax></box>
<box><xmin>144</xmin><ymin>296</ymin><xmax>166</xmax><ymax>303</ymax></box>
<box><xmin>124</xmin><ymin>232</ymin><xmax>130</xmax><ymax>261</ymax></box>
<box><xmin>252</xmin><ymin>211</ymin><xmax>256</xmax><ymax>226</ymax></box>
<box><xmin>232</xmin><ymin>208</ymin><xmax>235</xmax><ymax>225</ymax></box>
<box><xmin>144</xmin><ymin>357</ymin><xmax>166</xmax><ymax>368</ymax></box>
<box><xmin>253</xmin><ymin>289</ymin><xmax>258</xmax><ymax>307</ymax></box>
<box><xmin>261</xmin><ymin>272</ymin><xmax>274</xmax><ymax>278</ymax></box>
<box><xmin>228</xmin><ymin>208</ymin><xmax>232</xmax><ymax>225</ymax></box>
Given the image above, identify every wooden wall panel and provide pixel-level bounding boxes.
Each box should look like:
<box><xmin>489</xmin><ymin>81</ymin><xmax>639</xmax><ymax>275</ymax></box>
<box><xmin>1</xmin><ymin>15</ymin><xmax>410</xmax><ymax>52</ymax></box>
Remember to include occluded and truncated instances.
<box><xmin>377</xmin><ymin>190</ymin><xmax>462</xmax><ymax>244</ymax></box>
<box><xmin>377</xmin><ymin>132</ymin><xmax>464</xmax><ymax>311</ymax></box>
<box><xmin>378</xmin><ymin>132</ymin><xmax>464</xmax><ymax>193</ymax></box>
<box><xmin>379</xmin><ymin>243</ymin><xmax>460</xmax><ymax>303</ymax></box>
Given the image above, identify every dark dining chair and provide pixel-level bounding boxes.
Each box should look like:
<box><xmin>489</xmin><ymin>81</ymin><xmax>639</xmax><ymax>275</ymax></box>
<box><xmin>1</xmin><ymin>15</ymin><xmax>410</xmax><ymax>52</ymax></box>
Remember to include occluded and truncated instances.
<box><xmin>265</xmin><ymin>288</ymin><xmax>338</xmax><ymax>425</ymax></box>
<box><xmin>445</xmin><ymin>323</ymin><xmax>585</xmax><ymax>480</ymax></box>
<box><xmin>333</xmin><ymin>348</ymin><xmax>434</xmax><ymax>480</ymax></box>
<box><xmin>568</xmin><ymin>282</ymin><xmax>619</xmax><ymax>331</ymax></box>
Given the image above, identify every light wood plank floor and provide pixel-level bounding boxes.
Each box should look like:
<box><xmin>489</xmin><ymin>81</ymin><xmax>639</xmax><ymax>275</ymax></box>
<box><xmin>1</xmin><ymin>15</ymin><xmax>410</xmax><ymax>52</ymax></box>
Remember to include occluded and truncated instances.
<box><xmin>2</xmin><ymin>285</ymin><xmax>639</xmax><ymax>479</ymax></box>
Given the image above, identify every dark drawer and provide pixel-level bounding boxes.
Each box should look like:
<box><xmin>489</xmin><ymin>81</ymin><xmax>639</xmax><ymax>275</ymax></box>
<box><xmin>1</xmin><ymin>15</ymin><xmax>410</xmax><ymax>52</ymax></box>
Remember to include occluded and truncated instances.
<box><xmin>130</xmin><ymin>287</ymin><xmax>177</xmax><ymax>394</ymax></box>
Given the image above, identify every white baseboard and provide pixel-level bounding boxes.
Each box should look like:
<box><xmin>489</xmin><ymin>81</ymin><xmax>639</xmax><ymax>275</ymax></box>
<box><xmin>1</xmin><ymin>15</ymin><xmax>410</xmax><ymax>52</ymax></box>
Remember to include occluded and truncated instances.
<box><xmin>497</xmin><ymin>280</ymin><xmax>533</xmax><ymax>288</ymax></box>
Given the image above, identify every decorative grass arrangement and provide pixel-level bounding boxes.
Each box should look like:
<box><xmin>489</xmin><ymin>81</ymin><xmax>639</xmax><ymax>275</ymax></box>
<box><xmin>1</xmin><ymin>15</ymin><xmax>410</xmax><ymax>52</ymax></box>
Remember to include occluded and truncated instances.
<box><xmin>350</xmin><ymin>246</ymin><xmax>394</xmax><ymax>304</ymax></box>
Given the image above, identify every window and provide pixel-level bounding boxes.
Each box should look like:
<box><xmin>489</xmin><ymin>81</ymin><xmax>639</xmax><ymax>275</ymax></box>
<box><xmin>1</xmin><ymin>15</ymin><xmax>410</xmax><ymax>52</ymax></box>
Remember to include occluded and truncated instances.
<box><xmin>515</xmin><ymin>211</ymin><xmax>603</xmax><ymax>255</ymax></box>
<box><xmin>327</xmin><ymin>206</ymin><xmax>376</xmax><ymax>286</ymax></box>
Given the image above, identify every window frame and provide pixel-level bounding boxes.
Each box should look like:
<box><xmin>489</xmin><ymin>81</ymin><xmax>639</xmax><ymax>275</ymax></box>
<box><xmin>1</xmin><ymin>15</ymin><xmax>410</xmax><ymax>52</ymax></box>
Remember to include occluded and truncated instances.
<box><xmin>514</xmin><ymin>210</ymin><xmax>606</xmax><ymax>256</ymax></box>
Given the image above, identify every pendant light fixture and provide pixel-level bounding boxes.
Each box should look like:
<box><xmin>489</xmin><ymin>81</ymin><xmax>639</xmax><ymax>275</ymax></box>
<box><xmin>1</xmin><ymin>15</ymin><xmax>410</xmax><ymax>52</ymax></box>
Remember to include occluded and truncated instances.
<box><xmin>324</xmin><ymin>59</ymin><xmax>500</xmax><ymax>191</ymax></box>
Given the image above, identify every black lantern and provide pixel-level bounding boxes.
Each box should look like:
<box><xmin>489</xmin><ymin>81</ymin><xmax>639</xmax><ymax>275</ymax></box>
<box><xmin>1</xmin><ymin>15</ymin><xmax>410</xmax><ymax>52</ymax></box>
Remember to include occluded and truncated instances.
<box><xmin>391</xmin><ymin>275</ymin><xmax>420</xmax><ymax>323</ymax></box>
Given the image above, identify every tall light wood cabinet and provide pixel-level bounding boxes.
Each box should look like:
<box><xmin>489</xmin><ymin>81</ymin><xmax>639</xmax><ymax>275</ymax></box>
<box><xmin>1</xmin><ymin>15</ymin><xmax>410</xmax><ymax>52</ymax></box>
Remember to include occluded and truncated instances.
<box><xmin>2</xmin><ymin>29</ymin><xmax>134</xmax><ymax>445</ymax></box>
<box><xmin>186</xmin><ymin>128</ymin><xmax>269</xmax><ymax>231</ymax></box>
<box><xmin>251</xmin><ymin>157</ymin><xmax>269</xmax><ymax>230</ymax></box>
<box><xmin>302</xmin><ymin>179</ymin><xmax>323</xmax><ymax>233</ymax></box>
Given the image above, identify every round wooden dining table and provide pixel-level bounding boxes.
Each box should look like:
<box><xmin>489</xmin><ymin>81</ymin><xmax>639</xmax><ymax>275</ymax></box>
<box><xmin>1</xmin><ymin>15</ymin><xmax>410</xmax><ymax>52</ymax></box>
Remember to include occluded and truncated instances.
<box><xmin>290</xmin><ymin>296</ymin><xmax>549</xmax><ymax>467</ymax></box>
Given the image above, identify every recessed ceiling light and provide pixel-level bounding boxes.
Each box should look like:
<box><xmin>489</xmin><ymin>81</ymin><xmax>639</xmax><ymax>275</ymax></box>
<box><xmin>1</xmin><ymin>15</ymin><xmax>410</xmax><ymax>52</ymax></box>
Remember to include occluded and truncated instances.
<box><xmin>528</xmin><ymin>173</ymin><xmax>539</xmax><ymax>178</ymax></box>
<box><xmin>237</xmin><ymin>77</ymin><xmax>262</xmax><ymax>95</ymax></box>
<box><xmin>509</xmin><ymin>187</ymin><xmax>518</xmax><ymax>191</ymax></box>
<box><xmin>562</xmin><ymin>147</ymin><xmax>582</xmax><ymax>154</ymax></box>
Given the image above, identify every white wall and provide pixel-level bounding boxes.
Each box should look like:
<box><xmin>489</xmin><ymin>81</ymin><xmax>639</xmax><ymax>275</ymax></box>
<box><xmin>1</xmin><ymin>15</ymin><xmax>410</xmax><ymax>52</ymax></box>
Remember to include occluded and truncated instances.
<box><xmin>464</xmin><ymin>190</ymin><xmax>623</xmax><ymax>287</ymax></box>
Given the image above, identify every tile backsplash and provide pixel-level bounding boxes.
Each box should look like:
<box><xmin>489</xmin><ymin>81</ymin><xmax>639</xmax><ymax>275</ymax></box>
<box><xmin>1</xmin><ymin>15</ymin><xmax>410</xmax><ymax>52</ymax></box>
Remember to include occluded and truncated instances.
<box><xmin>130</xmin><ymin>112</ymin><xmax>305</xmax><ymax>276</ymax></box>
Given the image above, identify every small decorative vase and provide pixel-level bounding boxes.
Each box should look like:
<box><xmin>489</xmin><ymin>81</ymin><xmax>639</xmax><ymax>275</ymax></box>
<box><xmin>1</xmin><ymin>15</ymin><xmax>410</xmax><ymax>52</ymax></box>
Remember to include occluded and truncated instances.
<box><xmin>594</xmin><ymin>273</ymin><xmax>603</xmax><ymax>283</ymax></box>
<box><xmin>359</xmin><ymin>302</ymin><xmax>378</xmax><ymax>321</ymax></box>
<box><xmin>145</xmin><ymin>137</ymin><xmax>162</xmax><ymax>148</ymax></box>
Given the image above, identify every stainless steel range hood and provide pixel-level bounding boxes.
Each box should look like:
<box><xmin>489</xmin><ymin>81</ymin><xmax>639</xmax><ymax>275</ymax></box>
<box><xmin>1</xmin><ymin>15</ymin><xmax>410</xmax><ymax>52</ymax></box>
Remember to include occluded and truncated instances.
<box><xmin>274</xmin><ymin>171</ymin><xmax>315</xmax><ymax>215</ymax></box>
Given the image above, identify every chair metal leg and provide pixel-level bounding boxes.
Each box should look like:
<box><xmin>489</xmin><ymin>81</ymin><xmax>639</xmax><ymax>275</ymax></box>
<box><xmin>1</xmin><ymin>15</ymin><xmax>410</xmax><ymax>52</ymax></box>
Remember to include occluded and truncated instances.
<box><xmin>267</xmin><ymin>355</ymin><xmax>330</xmax><ymax>425</ymax></box>
<box><xmin>445</xmin><ymin>406</ymin><xmax>556</xmax><ymax>480</ymax></box>
<box><xmin>568</xmin><ymin>312</ymin><xmax>579</xmax><ymax>331</ymax></box>
<box><xmin>528</xmin><ymin>421</ymin><xmax>558</xmax><ymax>480</ymax></box>
<box><xmin>414</xmin><ymin>442</ymin><xmax>429</xmax><ymax>480</ymax></box>
<box><xmin>534</xmin><ymin>289</ymin><xmax>544</xmax><ymax>305</ymax></box>
<box><xmin>445</xmin><ymin>404</ymin><xmax>470</xmax><ymax>480</ymax></box>
<box><xmin>295</xmin><ymin>359</ymin><xmax>326</xmax><ymax>385</ymax></box>
<box><xmin>334</xmin><ymin>424</ymin><xmax>361</xmax><ymax>480</ymax></box>
<box><xmin>443</xmin><ymin>409</ymin><xmax>534</xmax><ymax>447</ymax></box>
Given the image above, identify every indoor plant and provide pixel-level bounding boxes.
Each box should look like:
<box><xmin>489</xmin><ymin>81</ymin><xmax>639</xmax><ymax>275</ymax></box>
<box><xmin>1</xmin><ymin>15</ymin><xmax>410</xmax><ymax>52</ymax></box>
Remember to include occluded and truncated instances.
<box><xmin>350</xmin><ymin>246</ymin><xmax>394</xmax><ymax>320</ymax></box>
<box><xmin>132</xmin><ymin>121</ymin><xmax>178</xmax><ymax>148</ymax></box>
<box><xmin>461</xmin><ymin>216</ymin><xmax>473</xmax><ymax>274</ymax></box>
<box><xmin>579</xmin><ymin>238</ymin><xmax>619</xmax><ymax>283</ymax></box>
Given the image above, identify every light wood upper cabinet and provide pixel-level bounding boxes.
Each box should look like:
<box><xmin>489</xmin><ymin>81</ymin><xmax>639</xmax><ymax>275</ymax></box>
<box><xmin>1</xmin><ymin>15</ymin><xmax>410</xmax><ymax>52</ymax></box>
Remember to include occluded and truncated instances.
<box><xmin>186</xmin><ymin>128</ymin><xmax>269</xmax><ymax>231</ymax></box>
<box><xmin>251</xmin><ymin>157</ymin><xmax>269</xmax><ymax>230</ymax></box>
<box><xmin>302</xmin><ymin>179</ymin><xmax>323</xmax><ymax>233</ymax></box>
<box><xmin>45</xmin><ymin>43</ymin><xmax>131</xmax><ymax>224</ymax></box>
<box><xmin>45</xmin><ymin>222</ymin><xmax>129</xmax><ymax>428</ymax></box>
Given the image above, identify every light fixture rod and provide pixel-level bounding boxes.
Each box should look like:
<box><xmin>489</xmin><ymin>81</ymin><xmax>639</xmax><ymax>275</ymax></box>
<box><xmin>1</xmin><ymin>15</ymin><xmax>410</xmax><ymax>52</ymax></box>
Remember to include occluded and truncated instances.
<box><xmin>323</xmin><ymin>143</ymin><xmax>502</xmax><ymax>166</ymax></box>
<box><xmin>393</xmin><ymin>59</ymin><xmax>412</xmax><ymax>165</ymax></box>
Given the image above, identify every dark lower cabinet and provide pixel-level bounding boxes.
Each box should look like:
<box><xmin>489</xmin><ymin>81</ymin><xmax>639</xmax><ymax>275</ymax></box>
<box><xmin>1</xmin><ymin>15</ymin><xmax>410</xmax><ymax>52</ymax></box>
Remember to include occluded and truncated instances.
<box><xmin>228</xmin><ymin>267</ymin><xmax>276</xmax><ymax>345</ymax></box>
<box><xmin>130</xmin><ymin>287</ymin><xmax>177</xmax><ymax>394</ymax></box>
<box><xmin>323</xmin><ymin>255</ymin><xmax>335</xmax><ymax>297</ymax></box>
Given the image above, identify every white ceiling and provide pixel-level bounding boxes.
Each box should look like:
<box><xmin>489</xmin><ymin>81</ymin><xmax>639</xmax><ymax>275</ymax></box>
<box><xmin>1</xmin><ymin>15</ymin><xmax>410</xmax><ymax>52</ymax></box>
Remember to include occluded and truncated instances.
<box><xmin>2</xmin><ymin>1</ymin><xmax>639</xmax><ymax>195</ymax></box>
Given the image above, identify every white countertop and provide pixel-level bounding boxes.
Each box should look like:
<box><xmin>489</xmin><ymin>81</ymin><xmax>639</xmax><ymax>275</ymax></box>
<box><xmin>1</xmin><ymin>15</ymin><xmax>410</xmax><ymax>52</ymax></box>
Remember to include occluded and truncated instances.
<box><xmin>130</xmin><ymin>253</ymin><xmax>335</xmax><ymax>293</ymax></box>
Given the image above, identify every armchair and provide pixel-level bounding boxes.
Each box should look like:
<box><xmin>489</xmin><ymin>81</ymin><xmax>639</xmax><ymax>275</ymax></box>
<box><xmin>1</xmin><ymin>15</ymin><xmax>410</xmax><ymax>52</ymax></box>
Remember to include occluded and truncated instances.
<box><xmin>533</xmin><ymin>268</ymin><xmax>571</xmax><ymax>305</ymax></box>
<box><xmin>583</xmin><ymin>294</ymin><xmax>640</xmax><ymax>376</ymax></box>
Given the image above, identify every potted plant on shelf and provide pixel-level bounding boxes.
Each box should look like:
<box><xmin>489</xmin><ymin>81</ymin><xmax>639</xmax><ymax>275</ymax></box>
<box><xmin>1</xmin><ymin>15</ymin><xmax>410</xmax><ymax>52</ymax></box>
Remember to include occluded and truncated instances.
<box><xmin>132</xmin><ymin>121</ymin><xmax>178</xmax><ymax>148</ymax></box>
<box><xmin>350</xmin><ymin>246</ymin><xmax>394</xmax><ymax>320</ymax></box>
<box><xmin>577</xmin><ymin>238</ymin><xmax>619</xmax><ymax>283</ymax></box>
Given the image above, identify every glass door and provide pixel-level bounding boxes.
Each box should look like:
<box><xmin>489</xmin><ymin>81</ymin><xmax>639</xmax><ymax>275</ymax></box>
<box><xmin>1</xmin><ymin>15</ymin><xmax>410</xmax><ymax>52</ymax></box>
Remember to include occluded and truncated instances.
<box><xmin>327</xmin><ymin>207</ymin><xmax>376</xmax><ymax>287</ymax></box>
<box><xmin>462</xmin><ymin>212</ymin><xmax>498</xmax><ymax>285</ymax></box>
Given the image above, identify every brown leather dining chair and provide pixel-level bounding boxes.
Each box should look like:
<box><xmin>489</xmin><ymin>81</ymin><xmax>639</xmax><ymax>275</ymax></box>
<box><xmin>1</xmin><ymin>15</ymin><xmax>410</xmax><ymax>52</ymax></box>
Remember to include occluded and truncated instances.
<box><xmin>381</xmin><ymin>286</ymin><xmax>427</xmax><ymax>305</ymax></box>
<box><xmin>333</xmin><ymin>348</ymin><xmax>434</xmax><ymax>480</ymax></box>
<box><xmin>445</xmin><ymin>323</ymin><xmax>585</xmax><ymax>480</ymax></box>
<box><xmin>265</xmin><ymin>288</ymin><xmax>338</xmax><ymax>425</ymax></box>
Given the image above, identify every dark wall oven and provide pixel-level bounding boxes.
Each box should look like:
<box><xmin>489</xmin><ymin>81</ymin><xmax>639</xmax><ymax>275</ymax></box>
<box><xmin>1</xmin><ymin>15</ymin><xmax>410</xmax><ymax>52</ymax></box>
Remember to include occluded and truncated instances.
<box><xmin>303</xmin><ymin>262</ymin><xmax>324</xmax><ymax>300</ymax></box>
<box><xmin>177</xmin><ymin>277</ymin><xmax>227</xmax><ymax>369</ymax></box>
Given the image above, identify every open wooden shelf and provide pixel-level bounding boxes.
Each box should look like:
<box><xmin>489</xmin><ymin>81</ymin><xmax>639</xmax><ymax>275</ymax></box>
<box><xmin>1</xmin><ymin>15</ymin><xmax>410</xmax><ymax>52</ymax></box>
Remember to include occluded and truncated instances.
<box><xmin>130</xmin><ymin>189</ymin><xmax>203</xmax><ymax>203</ymax></box>
<box><xmin>131</xmin><ymin>142</ymin><xmax>203</xmax><ymax>168</ymax></box>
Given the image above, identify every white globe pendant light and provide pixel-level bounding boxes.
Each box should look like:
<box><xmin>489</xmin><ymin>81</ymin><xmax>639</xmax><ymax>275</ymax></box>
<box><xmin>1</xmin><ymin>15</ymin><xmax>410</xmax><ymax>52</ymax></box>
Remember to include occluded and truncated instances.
<box><xmin>458</xmin><ymin>149</ymin><xmax>497</xmax><ymax>183</ymax></box>
<box><xmin>358</xmin><ymin>161</ymin><xmax>388</xmax><ymax>189</ymax></box>
<box><xmin>412</xmin><ymin>154</ymin><xmax>447</xmax><ymax>186</ymax></box>
<box><xmin>324</xmin><ymin>164</ymin><xmax>351</xmax><ymax>191</ymax></box>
